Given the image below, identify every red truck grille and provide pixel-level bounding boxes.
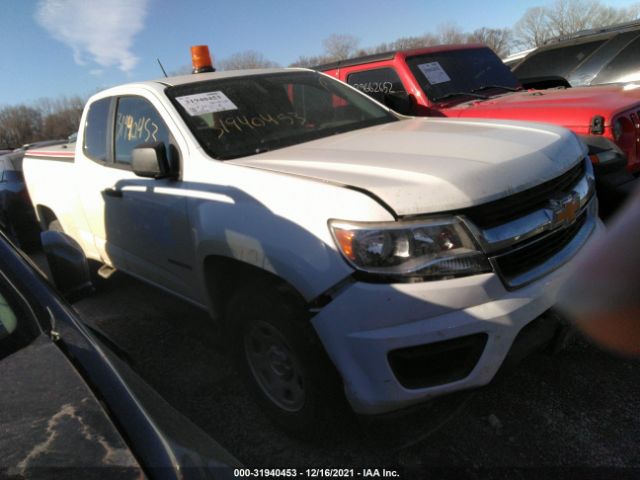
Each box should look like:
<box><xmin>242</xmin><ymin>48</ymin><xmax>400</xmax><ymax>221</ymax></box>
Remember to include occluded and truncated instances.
<box><xmin>462</xmin><ymin>161</ymin><xmax>586</xmax><ymax>229</ymax></box>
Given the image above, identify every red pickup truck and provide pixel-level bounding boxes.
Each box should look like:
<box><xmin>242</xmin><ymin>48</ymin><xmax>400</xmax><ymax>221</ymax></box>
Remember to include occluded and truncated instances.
<box><xmin>318</xmin><ymin>45</ymin><xmax>640</xmax><ymax>210</ymax></box>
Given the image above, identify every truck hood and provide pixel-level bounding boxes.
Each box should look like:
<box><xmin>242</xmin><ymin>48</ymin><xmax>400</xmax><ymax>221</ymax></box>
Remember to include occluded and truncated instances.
<box><xmin>445</xmin><ymin>84</ymin><xmax>640</xmax><ymax>129</ymax></box>
<box><xmin>230</xmin><ymin>117</ymin><xmax>585</xmax><ymax>216</ymax></box>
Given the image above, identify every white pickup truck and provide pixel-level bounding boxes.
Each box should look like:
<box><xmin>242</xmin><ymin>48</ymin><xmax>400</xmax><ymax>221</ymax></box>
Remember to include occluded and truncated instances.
<box><xmin>24</xmin><ymin>67</ymin><xmax>601</xmax><ymax>432</ymax></box>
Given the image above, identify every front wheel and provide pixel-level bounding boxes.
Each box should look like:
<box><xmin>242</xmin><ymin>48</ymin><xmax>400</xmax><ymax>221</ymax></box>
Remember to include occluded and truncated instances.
<box><xmin>227</xmin><ymin>280</ymin><xmax>350</xmax><ymax>436</ymax></box>
<box><xmin>244</xmin><ymin>318</ymin><xmax>307</xmax><ymax>413</ymax></box>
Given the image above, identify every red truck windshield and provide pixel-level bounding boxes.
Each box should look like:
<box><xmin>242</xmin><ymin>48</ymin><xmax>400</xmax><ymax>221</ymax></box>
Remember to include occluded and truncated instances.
<box><xmin>166</xmin><ymin>71</ymin><xmax>396</xmax><ymax>160</ymax></box>
<box><xmin>406</xmin><ymin>48</ymin><xmax>521</xmax><ymax>103</ymax></box>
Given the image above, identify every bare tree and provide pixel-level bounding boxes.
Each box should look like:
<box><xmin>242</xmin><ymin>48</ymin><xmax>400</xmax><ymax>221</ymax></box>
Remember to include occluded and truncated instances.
<box><xmin>546</xmin><ymin>0</ymin><xmax>602</xmax><ymax>37</ymax></box>
<box><xmin>0</xmin><ymin>95</ymin><xmax>87</xmax><ymax>148</ymax></box>
<box><xmin>38</xmin><ymin>96</ymin><xmax>85</xmax><ymax>140</ymax></box>
<box><xmin>514</xmin><ymin>6</ymin><xmax>552</xmax><ymax>48</ymax></box>
<box><xmin>624</xmin><ymin>2</ymin><xmax>640</xmax><ymax>19</ymax></box>
<box><xmin>514</xmin><ymin>0</ymin><xmax>640</xmax><ymax>48</ymax></box>
<box><xmin>293</xmin><ymin>2</ymin><xmax>640</xmax><ymax>68</ymax></box>
<box><xmin>218</xmin><ymin>50</ymin><xmax>280</xmax><ymax>71</ymax></box>
<box><xmin>392</xmin><ymin>33</ymin><xmax>441</xmax><ymax>50</ymax></box>
<box><xmin>468</xmin><ymin>27</ymin><xmax>513</xmax><ymax>57</ymax></box>
<box><xmin>289</xmin><ymin>54</ymin><xmax>333</xmax><ymax>68</ymax></box>
<box><xmin>322</xmin><ymin>34</ymin><xmax>360</xmax><ymax>61</ymax></box>
<box><xmin>592</xmin><ymin>2</ymin><xmax>640</xmax><ymax>27</ymax></box>
<box><xmin>0</xmin><ymin>106</ymin><xmax>42</xmax><ymax>148</ymax></box>
<box><xmin>437</xmin><ymin>23</ymin><xmax>466</xmax><ymax>44</ymax></box>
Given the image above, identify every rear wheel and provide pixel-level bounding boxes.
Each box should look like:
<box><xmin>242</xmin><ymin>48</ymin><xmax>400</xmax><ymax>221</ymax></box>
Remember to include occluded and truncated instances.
<box><xmin>227</xmin><ymin>280</ymin><xmax>350</xmax><ymax>436</ymax></box>
<box><xmin>45</xmin><ymin>217</ymin><xmax>106</xmax><ymax>289</ymax></box>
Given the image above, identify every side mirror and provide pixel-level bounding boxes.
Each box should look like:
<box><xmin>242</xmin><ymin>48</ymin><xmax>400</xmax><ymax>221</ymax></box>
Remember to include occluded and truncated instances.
<box><xmin>384</xmin><ymin>91</ymin><xmax>414</xmax><ymax>116</ymax></box>
<box><xmin>41</xmin><ymin>230</ymin><xmax>94</xmax><ymax>302</ymax></box>
<box><xmin>132</xmin><ymin>142</ymin><xmax>173</xmax><ymax>179</ymax></box>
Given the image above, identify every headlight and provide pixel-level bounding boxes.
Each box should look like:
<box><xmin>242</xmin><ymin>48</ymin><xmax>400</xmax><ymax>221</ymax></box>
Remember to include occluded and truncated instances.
<box><xmin>330</xmin><ymin>217</ymin><xmax>491</xmax><ymax>280</ymax></box>
<box><xmin>612</xmin><ymin>118</ymin><xmax>623</xmax><ymax>141</ymax></box>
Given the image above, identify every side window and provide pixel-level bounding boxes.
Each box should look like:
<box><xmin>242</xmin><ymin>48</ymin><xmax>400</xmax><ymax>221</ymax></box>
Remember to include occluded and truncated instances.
<box><xmin>347</xmin><ymin>68</ymin><xmax>407</xmax><ymax>96</ymax></box>
<box><xmin>83</xmin><ymin>97</ymin><xmax>112</xmax><ymax>162</ymax></box>
<box><xmin>114</xmin><ymin>97</ymin><xmax>171</xmax><ymax>166</ymax></box>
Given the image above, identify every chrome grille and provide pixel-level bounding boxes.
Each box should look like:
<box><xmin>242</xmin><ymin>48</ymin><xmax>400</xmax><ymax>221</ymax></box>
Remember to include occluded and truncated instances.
<box><xmin>462</xmin><ymin>161</ymin><xmax>586</xmax><ymax>229</ymax></box>
<box><xmin>494</xmin><ymin>212</ymin><xmax>587</xmax><ymax>280</ymax></box>
<box><xmin>461</xmin><ymin>158</ymin><xmax>596</xmax><ymax>289</ymax></box>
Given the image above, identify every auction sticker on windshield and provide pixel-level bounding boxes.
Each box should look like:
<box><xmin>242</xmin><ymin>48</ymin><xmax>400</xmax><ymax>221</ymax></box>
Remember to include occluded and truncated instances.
<box><xmin>417</xmin><ymin>62</ymin><xmax>451</xmax><ymax>84</ymax></box>
<box><xmin>176</xmin><ymin>91</ymin><xmax>238</xmax><ymax>115</ymax></box>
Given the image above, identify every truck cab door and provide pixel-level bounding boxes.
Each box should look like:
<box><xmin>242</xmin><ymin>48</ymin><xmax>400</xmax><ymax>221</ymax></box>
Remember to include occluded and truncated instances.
<box><xmin>344</xmin><ymin>66</ymin><xmax>415</xmax><ymax>115</ymax></box>
<box><xmin>77</xmin><ymin>95</ymin><xmax>197</xmax><ymax>303</ymax></box>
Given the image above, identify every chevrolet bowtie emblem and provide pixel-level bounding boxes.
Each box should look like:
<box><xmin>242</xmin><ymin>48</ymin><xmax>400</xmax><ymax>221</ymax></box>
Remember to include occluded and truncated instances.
<box><xmin>549</xmin><ymin>193</ymin><xmax>580</xmax><ymax>227</ymax></box>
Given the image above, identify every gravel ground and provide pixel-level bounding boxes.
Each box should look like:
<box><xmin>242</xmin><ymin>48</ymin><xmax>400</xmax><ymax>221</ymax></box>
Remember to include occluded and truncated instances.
<box><xmin>31</xmin><ymin>254</ymin><xmax>640</xmax><ymax>479</ymax></box>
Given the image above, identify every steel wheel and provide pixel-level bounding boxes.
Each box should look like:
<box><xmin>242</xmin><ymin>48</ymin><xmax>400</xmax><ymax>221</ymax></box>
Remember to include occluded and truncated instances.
<box><xmin>244</xmin><ymin>320</ymin><xmax>305</xmax><ymax>412</ymax></box>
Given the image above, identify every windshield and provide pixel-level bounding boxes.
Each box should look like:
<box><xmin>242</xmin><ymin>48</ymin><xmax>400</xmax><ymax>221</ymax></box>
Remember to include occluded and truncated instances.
<box><xmin>406</xmin><ymin>48</ymin><xmax>520</xmax><ymax>103</ymax></box>
<box><xmin>166</xmin><ymin>71</ymin><xmax>397</xmax><ymax>160</ymax></box>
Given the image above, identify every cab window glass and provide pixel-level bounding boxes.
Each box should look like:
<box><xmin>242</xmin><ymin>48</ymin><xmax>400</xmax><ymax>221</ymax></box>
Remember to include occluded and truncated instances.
<box><xmin>514</xmin><ymin>40</ymin><xmax>606</xmax><ymax>80</ymax></box>
<box><xmin>114</xmin><ymin>97</ymin><xmax>170</xmax><ymax>166</ymax></box>
<box><xmin>407</xmin><ymin>48</ymin><xmax>519</xmax><ymax>102</ymax></box>
<box><xmin>83</xmin><ymin>97</ymin><xmax>111</xmax><ymax>162</ymax></box>
<box><xmin>593</xmin><ymin>36</ymin><xmax>640</xmax><ymax>84</ymax></box>
<box><xmin>347</xmin><ymin>68</ymin><xmax>406</xmax><ymax>95</ymax></box>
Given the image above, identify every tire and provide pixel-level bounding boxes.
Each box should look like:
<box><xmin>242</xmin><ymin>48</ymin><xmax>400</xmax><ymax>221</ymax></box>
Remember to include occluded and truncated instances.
<box><xmin>227</xmin><ymin>279</ymin><xmax>350</xmax><ymax>436</ymax></box>
<box><xmin>45</xmin><ymin>217</ymin><xmax>106</xmax><ymax>289</ymax></box>
<box><xmin>1</xmin><ymin>213</ymin><xmax>39</xmax><ymax>252</ymax></box>
<box><xmin>47</xmin><ymin>218</ymin><xmax>64</xmax><ymax>232</ymax></box>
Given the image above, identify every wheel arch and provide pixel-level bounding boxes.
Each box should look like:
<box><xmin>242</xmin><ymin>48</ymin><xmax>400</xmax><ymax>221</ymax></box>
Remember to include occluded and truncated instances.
<box><xmin>201</xmin><ymin>254</ymin><xmax>306</xmax><ymax>326</ymax></box>
<box><xmin>35</xmin><ymin>204</ymin><xmax>59</xmax><ymax>231</ymax></box>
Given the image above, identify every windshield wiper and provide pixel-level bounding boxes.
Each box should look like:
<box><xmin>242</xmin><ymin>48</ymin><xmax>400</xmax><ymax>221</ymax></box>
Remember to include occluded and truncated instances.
<box><xmin>471</xmin><ymin>85</ymin><xmax>521</xmax><ymax>93</ymax></box>
<box><xmin>433</xmin><ymin>92</ymin><xmax>489</xmax><ymax>102</ymax></box>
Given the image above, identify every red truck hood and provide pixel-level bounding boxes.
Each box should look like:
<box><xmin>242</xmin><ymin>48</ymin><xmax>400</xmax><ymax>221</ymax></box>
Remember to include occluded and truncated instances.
<box><xmin>444</xmin><ymin>84</ymin><xmax>640</xmax><ymax>131</ymax></box>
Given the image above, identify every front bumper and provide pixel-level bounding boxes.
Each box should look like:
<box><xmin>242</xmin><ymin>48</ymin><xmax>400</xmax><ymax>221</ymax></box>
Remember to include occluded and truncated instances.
<box><xmin>311</xmin><ymin>217</ymin><xmax>604</xmax><ymax>415</ymax></box>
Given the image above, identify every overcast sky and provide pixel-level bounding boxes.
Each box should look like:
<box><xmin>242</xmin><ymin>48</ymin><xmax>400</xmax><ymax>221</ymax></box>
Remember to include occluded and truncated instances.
<box><xmin>0</xmin><ymin>0</ymin><xmax>634</xmax><ymax>105</ymax></box>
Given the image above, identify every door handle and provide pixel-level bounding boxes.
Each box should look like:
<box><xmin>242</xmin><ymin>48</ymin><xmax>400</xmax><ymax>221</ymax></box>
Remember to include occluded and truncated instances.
<box><xmin>102</xmin><ymin>188</ymin><xmax>123</xmax><ymax>198</ymax></box>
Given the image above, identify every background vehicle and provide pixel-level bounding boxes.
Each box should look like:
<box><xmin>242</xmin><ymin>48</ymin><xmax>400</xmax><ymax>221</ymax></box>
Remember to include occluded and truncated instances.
<box><xmin>317</xmin><ymin>45</ymin><xmax>640</xmax><ymax>215</ymax></box>
<box><xmin>0</xmin><ymin>140</ymin><xmax>67</xmax><ymax>250</ymax></box>
<box><xmin>0</xmin><ymin>229</ymin><xmax>238</xmax><ymax>478</ymax></box>
<box><xmin>23</xmin><ymin>61</ymin><xmax>601</xmax><ymax>433</ymax></box>
<box><xmin>506</xmin><ymin>20</ymin><xmax>640</xmax><ymax>89</ymax></box>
